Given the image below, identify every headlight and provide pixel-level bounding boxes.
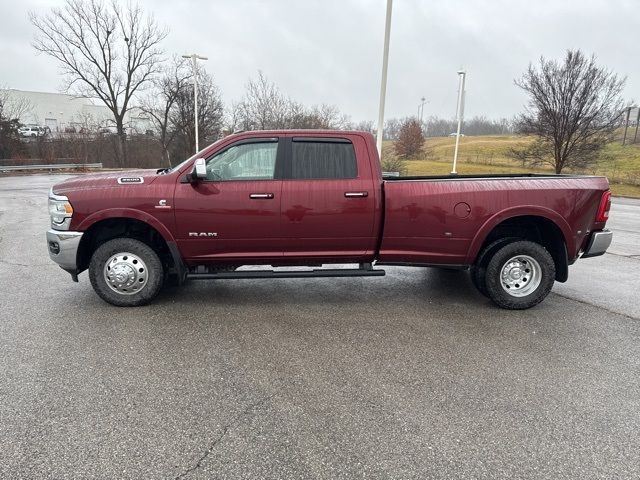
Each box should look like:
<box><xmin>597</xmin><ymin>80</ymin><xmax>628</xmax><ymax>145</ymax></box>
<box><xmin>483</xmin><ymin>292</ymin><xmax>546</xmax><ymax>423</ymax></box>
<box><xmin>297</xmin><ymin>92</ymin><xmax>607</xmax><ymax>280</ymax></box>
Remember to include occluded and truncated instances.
<box><xmin>49</xmin><ymin>188</ymin><xmax>74</xmax><ymax>230</ymax></box>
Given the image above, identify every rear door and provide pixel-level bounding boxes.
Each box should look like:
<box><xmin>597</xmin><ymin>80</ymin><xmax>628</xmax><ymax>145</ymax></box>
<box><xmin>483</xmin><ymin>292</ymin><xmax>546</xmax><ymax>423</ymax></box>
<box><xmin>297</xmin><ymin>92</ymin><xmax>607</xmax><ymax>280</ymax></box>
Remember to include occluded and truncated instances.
<box><xmin>279</xmin><ymin>135</ymin><xmax>377</xmax><ymax>261</ymax></box>
<box><xmin>173</xmin><ymin>137</ymin><xmax>284</xmax><ymax>262</ymax></box>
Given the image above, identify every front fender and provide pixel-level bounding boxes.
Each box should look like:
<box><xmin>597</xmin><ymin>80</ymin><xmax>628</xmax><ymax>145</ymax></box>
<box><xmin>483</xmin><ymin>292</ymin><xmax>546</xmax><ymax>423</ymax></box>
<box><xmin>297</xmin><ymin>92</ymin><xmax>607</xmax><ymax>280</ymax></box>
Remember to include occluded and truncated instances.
<box><xmin>75</xmin><ymin>208</ymin><xmax>176</xmax><ymax>243</ymax></box>
<box><xmin>465</xmin><ymin>206</ymin><xmax>574</xmax><ymax>264</ymax></box>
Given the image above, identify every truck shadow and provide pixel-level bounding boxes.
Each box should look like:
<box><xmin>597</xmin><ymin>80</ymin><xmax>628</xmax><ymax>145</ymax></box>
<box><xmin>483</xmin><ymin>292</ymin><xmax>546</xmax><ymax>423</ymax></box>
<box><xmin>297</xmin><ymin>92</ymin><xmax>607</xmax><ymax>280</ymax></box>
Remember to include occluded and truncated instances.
<box><xmin>153</xmin><ymin>267</ymin><xmax>487</xmax><ymax>309</ymax></box>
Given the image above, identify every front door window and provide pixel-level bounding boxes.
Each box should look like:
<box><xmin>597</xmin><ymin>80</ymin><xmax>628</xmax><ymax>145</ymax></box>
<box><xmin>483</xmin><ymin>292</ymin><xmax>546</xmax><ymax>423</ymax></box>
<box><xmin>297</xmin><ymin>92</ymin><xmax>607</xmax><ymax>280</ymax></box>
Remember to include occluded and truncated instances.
<box><xmin>206</xmin><ymin>142</ymin><xmax>278</xmax><ymax>181</ymax></box>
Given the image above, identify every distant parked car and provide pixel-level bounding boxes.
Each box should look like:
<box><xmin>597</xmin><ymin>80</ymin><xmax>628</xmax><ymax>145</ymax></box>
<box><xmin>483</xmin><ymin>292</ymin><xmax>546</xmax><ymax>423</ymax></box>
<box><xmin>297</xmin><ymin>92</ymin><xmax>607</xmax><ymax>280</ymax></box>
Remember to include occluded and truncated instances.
<box><xmin>98</xmin><ymin>126</ymin><xmax>117</xmax><ymax>135</ymax></box>
<box><xmin>19</xmin><ymin>126</ymin><xmax>48</xmax><ymax>138</ymax></box>
<box><xmin>449</xmin><ymin>132</ymin><xmax>465</xmax><ymax>137</ymax></box>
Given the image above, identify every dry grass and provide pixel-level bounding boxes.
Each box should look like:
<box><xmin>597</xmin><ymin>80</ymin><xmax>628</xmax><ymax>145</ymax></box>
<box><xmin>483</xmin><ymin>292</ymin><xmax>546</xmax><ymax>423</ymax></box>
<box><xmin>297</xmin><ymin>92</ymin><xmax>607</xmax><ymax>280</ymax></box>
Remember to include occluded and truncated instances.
<box><xmin>383</xmin><ymin>135</ymin><xmax>640</xmax><ymax>198</ymax></box>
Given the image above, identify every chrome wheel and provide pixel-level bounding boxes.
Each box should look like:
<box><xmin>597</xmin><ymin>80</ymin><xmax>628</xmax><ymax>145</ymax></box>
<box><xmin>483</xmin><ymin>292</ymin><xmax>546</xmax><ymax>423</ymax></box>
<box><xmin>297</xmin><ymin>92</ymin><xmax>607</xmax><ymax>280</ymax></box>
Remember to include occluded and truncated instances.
<box><xmin>500</xmin><ymin>255</ymin><xmax>541</xmax><ymax>297</ymax></box>
<box><xmin>103</xmin><ymin>252</ymin><xmax>148</xmax><ymax>295</ymax></box>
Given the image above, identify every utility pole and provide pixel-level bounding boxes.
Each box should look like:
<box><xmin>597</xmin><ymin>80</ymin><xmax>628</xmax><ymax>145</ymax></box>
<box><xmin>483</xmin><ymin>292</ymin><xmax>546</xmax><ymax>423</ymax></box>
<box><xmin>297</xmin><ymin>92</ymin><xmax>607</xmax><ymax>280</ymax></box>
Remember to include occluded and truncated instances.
<box><xmin>622</xmin><ymin>106</ymin><xmax>631</xmax><ymax>146</ymax></box>
<box><xmin>376</xmin><ymin>0</ymin><xmax>393</xmax><ymax>157</ymax></box>
<box><xmin>634</xmin><ymin>107</ymin><xmax>640</xmax><ymax>144</ymax></box>
<box><xmin>451</xmin><ymin>70</ymin><xmax>466</xmax><ymax>175</ymax></box>
<box><xmin>182</xmin><ymin>53</ymin><xmax>208</xmax><ymax>153</ymax></box>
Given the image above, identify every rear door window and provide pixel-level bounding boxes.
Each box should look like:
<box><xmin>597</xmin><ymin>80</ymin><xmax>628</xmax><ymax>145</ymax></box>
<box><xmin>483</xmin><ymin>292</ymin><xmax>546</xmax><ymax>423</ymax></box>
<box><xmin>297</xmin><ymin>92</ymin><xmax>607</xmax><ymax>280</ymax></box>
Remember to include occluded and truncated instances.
<box><xmin>290</xmin><ymin>139</ymin><xmax>357</xmax><ymax>179</ymax></box>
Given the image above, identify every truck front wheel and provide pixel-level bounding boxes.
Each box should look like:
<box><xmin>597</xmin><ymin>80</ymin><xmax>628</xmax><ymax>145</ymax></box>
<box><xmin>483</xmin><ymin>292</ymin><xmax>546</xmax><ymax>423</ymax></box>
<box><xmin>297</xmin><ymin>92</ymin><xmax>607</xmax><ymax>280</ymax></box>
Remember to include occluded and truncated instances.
<box><xmin>484</xmin><ymin>240</ymin><xmax>555</xmax><ymax>310</ymax></box>
<box><xmin>89</xmin><ymin>238</ymin><xmax>164</xmax><ymax>307</ymax></box>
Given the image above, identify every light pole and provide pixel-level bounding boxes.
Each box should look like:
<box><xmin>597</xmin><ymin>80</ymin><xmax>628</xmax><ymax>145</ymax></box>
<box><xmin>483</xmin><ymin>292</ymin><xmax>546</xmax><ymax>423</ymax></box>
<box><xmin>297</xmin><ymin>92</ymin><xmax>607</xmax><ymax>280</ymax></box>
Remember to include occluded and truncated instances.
<box><xmin>418</xmin><ymin>96</ymin><xmax>428</xmax><ymax>135</ymax></box>
<box><xmin>418</xmin><ymin>97</ymin><xmax>427</xmax><ymax>123</ymax></box>
<box><xmin>451</xmin><ymin>70</ymin><xmax>466</xmax><ymax>175</ymax></box>
<box><xmin>182</xmin><ymin>53</ymin><xmax>208</xmax><ymax>153</ymax></box>
<box><xmin>376</xmin><ymin>0</ymin><xmax>393</xmax><ymax>157</ymax></box>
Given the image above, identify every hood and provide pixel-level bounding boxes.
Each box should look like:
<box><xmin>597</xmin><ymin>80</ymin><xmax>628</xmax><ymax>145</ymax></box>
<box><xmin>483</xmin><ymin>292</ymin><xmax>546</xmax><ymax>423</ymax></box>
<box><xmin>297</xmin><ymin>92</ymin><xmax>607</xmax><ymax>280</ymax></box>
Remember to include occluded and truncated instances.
<box><xmin>51</xmin><ymin>169</ymin><xmax>160</xmax><ymax>195</ymax></box>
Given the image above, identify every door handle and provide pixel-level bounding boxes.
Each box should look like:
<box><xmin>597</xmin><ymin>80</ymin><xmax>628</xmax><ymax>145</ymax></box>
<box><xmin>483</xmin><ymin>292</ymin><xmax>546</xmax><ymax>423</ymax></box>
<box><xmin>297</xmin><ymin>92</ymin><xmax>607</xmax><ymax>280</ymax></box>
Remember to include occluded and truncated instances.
<box><xmin>249</xmin><ymin>193</ymin><xmax>274</xmax><ymax>199</ymax></box>
<box><xmin>344</xmin><ymin>192</ymin><xmax>368</xmax><ymax>198</ymax></box>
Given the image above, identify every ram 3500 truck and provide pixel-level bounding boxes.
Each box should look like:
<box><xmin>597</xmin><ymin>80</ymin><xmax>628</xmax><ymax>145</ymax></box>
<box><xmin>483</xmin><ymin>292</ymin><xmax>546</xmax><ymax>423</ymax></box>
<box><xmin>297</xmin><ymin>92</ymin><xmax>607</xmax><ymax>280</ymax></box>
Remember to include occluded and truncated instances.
<box><xmin>46</xmin><ymin>130</ymin><xmax>612</xmax><ymax>309</ymax></box>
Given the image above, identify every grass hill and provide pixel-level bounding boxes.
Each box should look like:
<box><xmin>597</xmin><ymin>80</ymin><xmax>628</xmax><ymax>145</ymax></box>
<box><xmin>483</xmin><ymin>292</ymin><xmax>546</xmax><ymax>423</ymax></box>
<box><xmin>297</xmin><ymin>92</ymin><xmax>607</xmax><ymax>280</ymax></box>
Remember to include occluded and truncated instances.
<box><xmin>389</xmin><ymin>135</ymin><xmax>640</xmax><ymax>197</ymax></box>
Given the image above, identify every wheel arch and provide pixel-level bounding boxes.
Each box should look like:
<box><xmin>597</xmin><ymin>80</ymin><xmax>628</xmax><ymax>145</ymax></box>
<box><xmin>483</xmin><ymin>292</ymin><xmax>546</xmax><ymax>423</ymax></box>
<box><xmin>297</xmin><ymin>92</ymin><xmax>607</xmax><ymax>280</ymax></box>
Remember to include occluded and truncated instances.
<box><xmin>467</xmin><ymin>208</ymin><xmax>572</xmax><ymax>283</ymax></box>
<box><xmin>75</xmin><ymin>211</ymin><xmax>184</xmax><ymax>279</ymax></box>
<box><xmin>76</xmin><ymin>208</ymin><xmax>176</xmax><ymax>242</ymax></box>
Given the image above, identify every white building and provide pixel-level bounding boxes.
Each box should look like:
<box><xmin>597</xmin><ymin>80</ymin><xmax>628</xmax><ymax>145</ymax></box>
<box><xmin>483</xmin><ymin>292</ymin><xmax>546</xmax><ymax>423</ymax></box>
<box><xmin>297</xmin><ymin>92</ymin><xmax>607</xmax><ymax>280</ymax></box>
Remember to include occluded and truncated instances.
<box><xmin>0</xmin><ymin>89</ymin><xmax>153</xmax><ymax>135</ymax></box>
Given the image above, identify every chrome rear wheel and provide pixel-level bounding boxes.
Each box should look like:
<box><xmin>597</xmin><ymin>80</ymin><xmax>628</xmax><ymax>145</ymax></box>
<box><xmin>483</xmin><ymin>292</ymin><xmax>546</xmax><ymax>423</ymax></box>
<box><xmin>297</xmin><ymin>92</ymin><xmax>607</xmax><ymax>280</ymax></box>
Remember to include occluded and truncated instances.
<box><xmin>500</xmin><ymin>255</ymin><xmax>541</xmax><ymax>297</ymax></box>
<box><xmin>484</xmin><ymin>240</ymin><xmax>556</xmax><ymax>310</ymax></box>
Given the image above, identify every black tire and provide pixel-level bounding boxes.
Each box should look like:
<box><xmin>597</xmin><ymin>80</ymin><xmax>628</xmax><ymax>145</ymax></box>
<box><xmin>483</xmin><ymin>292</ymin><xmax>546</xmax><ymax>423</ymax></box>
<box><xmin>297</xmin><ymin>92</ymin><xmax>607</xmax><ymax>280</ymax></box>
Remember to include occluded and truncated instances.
<box><xmin>470</xmin><ymin>237</ymin><xmax>518</xmax><ymax>297</ymax></box>
<box><xmin>484</xmin><ymin>240</ymin><xmax>555</xmax><ymax>310</ymax></box>
<box><xmin>89</xmin><ymin>238</ymin><xmax>164</xmax><ymax>307</ymax></box>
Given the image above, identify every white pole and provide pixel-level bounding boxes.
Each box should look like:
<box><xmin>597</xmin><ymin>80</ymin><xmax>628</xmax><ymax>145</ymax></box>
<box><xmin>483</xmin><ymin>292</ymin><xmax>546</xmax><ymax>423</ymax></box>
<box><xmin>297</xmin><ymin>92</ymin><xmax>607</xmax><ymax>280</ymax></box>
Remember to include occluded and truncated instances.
<box><xmin>452</xmin><ymin>70</ymin><xmax>466</xmax><ymax>175</ymax></box>
<box><xmin>182</xmin><ymin>53</ymin><xmax>208</xmax><ymax>154</ymax></box>
<box><xmin>376</xmin><ymin>0</ymin><xmax>393</xmax><ymax>157</ymax></box>
<box><xmin>193</xmin><ymin>56</ymin><xmax>199</xmax><ymax>153</ymax></box>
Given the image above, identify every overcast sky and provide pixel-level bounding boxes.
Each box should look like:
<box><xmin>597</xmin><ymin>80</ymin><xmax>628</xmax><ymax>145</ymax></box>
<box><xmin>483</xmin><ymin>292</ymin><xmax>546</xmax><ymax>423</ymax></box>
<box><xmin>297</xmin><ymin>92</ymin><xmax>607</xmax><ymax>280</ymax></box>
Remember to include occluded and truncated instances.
<box><xmin>0</xmin><ymin>0</ymin><xmax>638</xmax><ymax>123</ymax></box>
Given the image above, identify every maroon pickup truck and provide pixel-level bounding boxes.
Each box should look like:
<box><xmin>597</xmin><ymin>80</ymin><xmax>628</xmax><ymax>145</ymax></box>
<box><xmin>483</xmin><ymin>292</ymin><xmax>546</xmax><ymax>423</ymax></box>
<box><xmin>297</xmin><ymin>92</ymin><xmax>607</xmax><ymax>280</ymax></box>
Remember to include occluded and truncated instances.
<box><xmin>46</xmin><ymin>130</ymin><xmax>612</xmax><ymax>309</ymax></box>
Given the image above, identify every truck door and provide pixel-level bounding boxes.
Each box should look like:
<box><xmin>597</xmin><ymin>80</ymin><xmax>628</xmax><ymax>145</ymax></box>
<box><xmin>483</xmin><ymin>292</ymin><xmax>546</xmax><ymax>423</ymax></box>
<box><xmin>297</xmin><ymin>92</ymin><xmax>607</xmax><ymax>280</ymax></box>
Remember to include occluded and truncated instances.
<box><xmin>173</xmin><ymin>137</ymin><xmax>284</xmax><ymax>262</ymax></box>
<box><xmin>279</xmin><ymin>136</ymin><xmax>377</xmax><ymax>262</ymax></box>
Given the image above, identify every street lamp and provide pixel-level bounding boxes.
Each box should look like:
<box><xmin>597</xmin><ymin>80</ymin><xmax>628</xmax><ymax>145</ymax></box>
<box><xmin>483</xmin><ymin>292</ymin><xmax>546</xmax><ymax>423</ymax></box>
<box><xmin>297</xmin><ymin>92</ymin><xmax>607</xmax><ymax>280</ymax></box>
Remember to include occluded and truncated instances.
<box><xmin>376</xmin><ymin>0</ymin><xmax>393</xmax><ymax>157</ymax></box>
<box><xmin>451</xmin><ymin>70</ymin><xmax>466</xmax><ymax>175</ymax></box>
<box><xmin>418</xmin><ymin>97</ymin><xmax>427</xmax><ymax>123</ymax></box>
<box><xmin>182</xmin><ymin>53</ymin><xmax>208</xmax><ymax>153</ymax></box>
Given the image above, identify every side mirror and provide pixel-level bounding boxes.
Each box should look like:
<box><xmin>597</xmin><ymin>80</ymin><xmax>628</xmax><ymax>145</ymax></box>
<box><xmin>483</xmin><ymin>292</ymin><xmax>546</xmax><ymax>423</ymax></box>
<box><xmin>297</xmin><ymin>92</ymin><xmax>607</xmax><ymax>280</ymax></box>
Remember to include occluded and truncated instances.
<box><xmin>188</xmin><ymin>158</ymin><xmax>207</xmax><ymax>182</ymax></box>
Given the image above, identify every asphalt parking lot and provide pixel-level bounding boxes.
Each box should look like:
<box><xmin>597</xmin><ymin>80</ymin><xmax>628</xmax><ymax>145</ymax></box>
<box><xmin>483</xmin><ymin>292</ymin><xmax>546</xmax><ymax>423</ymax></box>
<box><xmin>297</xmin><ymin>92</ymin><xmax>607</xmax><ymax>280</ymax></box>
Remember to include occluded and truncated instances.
<box><xmin>1</xmin><ymin>174</ymin><xmax>639</xmax><ymax>479</ymax></box>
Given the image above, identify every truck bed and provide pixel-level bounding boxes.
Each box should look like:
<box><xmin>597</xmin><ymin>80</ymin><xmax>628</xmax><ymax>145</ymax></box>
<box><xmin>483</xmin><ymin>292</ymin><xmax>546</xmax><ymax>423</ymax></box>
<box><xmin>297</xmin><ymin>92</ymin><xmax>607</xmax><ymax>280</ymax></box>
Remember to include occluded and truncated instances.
<box><xmin>379</xmin><ymin>173</ymin><xmax>609</xmax><ymax>265</ymax></box>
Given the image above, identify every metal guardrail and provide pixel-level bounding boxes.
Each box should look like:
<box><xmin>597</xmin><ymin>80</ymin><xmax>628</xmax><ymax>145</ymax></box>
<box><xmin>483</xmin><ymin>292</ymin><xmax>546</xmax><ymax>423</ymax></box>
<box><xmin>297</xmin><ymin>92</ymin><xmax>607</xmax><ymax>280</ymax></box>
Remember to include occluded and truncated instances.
<box><xmin>0</xmin><ymin>163</ymin><xmax>103</xmax><ymax>172</ymax></box>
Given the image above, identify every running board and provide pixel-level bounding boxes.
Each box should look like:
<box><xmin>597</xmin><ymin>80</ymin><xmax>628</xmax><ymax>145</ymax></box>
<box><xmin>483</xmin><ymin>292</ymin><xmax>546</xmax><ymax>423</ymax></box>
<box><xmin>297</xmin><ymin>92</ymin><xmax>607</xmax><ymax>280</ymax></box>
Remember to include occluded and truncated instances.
<box><xmin>187</xmin><ymin>268</ymin><xmax>386</xmax><ymax>280</ymax></box>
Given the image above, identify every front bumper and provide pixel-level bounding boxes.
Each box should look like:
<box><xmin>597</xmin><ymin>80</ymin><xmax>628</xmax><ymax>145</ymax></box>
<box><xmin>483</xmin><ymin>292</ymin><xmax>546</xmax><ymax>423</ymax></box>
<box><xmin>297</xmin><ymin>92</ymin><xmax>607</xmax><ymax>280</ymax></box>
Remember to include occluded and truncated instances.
<box><xmin>582</xmin><ymin>229</ymin><xmax>613</xmax><ymax>258</ymax></box>
<box><xmin>46</xmin><ymin>229</ymin><xmax>83</xmax><ymax>273</ymax></box>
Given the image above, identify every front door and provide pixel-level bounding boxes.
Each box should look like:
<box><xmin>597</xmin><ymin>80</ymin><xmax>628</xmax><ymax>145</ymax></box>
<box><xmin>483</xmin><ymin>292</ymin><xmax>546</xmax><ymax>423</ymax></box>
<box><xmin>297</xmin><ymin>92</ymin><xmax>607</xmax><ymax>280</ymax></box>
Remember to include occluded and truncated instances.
<box><xmin>173</xmin><ymin>138</ymin><xmax>283</xmax><ymax>263</ymax></box>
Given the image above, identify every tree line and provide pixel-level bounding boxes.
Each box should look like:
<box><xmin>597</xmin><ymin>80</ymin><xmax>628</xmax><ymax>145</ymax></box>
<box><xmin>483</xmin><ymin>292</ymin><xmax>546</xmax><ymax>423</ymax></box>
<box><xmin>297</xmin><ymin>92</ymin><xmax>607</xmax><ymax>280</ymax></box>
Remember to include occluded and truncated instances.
<box><xmin>382</xmin><ymin>116</ymin><xmax>514</xmax><ymax>139</ymax></box>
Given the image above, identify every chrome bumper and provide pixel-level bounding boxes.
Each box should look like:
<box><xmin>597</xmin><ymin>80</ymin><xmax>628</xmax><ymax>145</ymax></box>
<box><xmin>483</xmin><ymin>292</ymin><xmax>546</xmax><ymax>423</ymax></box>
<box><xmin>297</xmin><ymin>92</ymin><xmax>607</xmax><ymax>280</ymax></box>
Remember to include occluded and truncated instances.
<box><xmin>582</xmin><ymin>229</ymin><xmax>612</xmax><ymax>258</ymax></box>
<box><xmin>46</xmin><ymin>229</ymin><xmax>83</xmax><ymax>272</ymax></box>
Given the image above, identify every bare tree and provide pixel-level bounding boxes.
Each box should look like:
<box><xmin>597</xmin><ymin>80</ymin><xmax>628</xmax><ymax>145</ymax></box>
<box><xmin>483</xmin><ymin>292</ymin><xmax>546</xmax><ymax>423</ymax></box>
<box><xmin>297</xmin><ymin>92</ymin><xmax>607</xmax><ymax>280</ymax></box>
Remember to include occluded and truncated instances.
<box><xmin>383</xmin><ymin>118</ymin><xmax>401</xmax><ymax>140</ymax></box>
<box><xmin>287</xmin><ymin>103</ymin><xmax>350</xmax><ymax>129</ymax></box>
<box><xmin>394</xmin><ymin>117</ymin><xmax>425</xmax><ymax>159</ymax></box>
<box><xmin>0</xmin><ymin>89</ymin><xmax>34</xmax><ymax>123</ymax></box>
<box><xmin>0</xmin><ymin>98</ymin><xmax>26</xmax><ymax>159</ymax></box>
<box><xmin>30</xmin><ymin>0</ymin><xmax>167</xmax><ymax>166</ymax></box>
<box><xmin>140</xmin><ymin>56</ymin><xmax>190</xmax><ymax>166</ymax></box>
<box><xmin>64</xmin><ymin>110</ymin><xmax>104</xmax><ymax>165</ymax></box>
<box><xmin>231</xmin><ymin>71</ymin><xmax>350</xmax><ymax>131</ymax></box>
<box><xmin>514</xmin><ymin>50</ymin><xmax>625</xmax><ymax>173</ymax></box>
<box><xmin>234</xmin><ymin>71</ymin><xmax>290</xmax><ymax>130</ymax></box>
<box><xmin>352</xmin><ymin>120</ymin><xmax>375</xmax><ymax>133</ymax></box>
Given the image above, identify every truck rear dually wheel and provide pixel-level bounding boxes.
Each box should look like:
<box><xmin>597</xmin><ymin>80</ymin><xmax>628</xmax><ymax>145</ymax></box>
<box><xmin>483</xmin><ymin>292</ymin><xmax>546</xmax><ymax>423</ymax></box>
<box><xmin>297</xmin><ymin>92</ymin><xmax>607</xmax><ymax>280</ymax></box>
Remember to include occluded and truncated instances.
<box><xmin>470</xmin><ymin>237</ymin><xmax>518</xmax><ymax>297</ymax></box>
<box><xmin>89</xmin><ymin>238</ymin><xmax>164</xmax><ymax>307</ymax></box>
<box><xmin>484</xmin><ymin>240</ymin><xmax>555</xmax><ymax>310</ymax></box>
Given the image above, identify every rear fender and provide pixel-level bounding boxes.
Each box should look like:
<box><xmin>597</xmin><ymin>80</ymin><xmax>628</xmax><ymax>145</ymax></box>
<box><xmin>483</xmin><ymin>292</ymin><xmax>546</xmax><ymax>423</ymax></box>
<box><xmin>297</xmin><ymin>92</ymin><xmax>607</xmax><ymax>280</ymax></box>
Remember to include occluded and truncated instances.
<box><xmin>465</xmin><ymin>206</ymin><xmax>574</xmax><ymax>264</ymax></box>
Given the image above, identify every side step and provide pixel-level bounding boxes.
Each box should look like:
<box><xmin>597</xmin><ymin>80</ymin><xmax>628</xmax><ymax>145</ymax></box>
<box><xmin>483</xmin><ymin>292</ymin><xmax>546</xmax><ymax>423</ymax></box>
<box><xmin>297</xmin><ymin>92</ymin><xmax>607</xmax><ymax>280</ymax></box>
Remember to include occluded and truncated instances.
<box><xmin>187</xmin><ymin>267</ymin><xmax>386</xmax><ymax>280</ymax></box>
